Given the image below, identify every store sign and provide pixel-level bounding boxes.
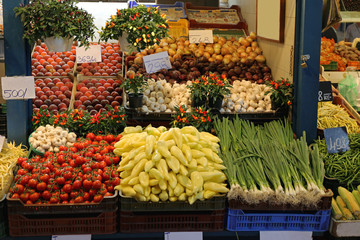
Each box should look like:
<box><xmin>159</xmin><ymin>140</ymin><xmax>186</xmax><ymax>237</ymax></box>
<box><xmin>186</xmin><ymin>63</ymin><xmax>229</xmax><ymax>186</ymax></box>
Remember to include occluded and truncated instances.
<box><xmin>52</xmin><ymin>234</ymin><xmax>91</xmax><ymax>240</ymax></box>
<box><xmin>143</xmin><ymin>51</ymin><xmax>172</xmax><ymax>74</ymax></box>
<box><xmin>76</xmin><ymin>45</ymin><xmax>101</xmax><ymax>63</ymax></box>
<box><xmin>189</xmin><ymin>30</ymin><xmax>213</xmax><ymax>44</ymax></box>
<box><xmin>1</xmin><ymin>76</ymin><xmax>35</xmax><ymax>100</ymax></box>
<box><xmin>260</xmin><ymin>231</ymin><xmax>312</xmax><ymax>240</ymax></box>
<box><xmin>324</xmin><ymin>127</ymin><xmax>350</xmax><ymax>154</ymax></box>
<box><xmin>165</xmin><ymin>232</ymin><xmax>202</xmax><ymax>240</ymax></box>
<box><xmin>318</xmin><ymin>81</ymin><xmax>333</xmax><ymax>102</ymax></box>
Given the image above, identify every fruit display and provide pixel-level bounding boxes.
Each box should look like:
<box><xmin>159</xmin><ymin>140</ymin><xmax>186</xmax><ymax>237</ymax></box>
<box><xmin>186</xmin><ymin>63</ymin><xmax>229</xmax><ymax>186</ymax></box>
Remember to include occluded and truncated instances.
<box><xmin>126</xmin><ymin>34</ymin><xmax>272</xmax><ymax>83</ymax></box>
<box><xmin>33</xmin><ymin>77</ymin><xmax>73</xmax><ymax>113</ymax></box>
<box><xmin>114</xmin><ymin>125</ymin><xmax>229</xmax><ymax>204</ymax></box>
<box><xmin>9</xmin><ymin>134</ymin><xmax>121</xmax><ymax>204</ymax></box>
<box><xmin>29</xmin><ymin>125</ymin><xmax>77</xmax><ymax>153</ymax></box>
<box><xmin>0</xmin><ymin>142</ymin><xmax>28</xmax><ymax>200</ymax></box>
<box><xmin>332</xmin><ymin>186</ymin><xmax>360</xmax><ymax>220</ymax></box>
<box><xmin>317</xmin><ymin>132</ymin><xmax>360</xmax><ymax>187</ymax></box>
<box><xmin>317</xmin><ymin>102</ymin><xmax>360</xmax><ymax>134</ymax></box>
<box><xmin>76</xmin><ymin>43</ymin><xmax>122</xmax><ymax>77</ymax></box>
<box><xmin>215</xmin><ymin>118</ymin><xmax>328</xmax><ymax>207</ymax></box>
<box><xmin>31</xmin><ymin>43</ymin><xmax>76</xmax><ymax>77</ymax></box>
<box><xmin>74</xmin><ymin>78</ymin><xmax>123</xmax><ymax>115</ymax></box>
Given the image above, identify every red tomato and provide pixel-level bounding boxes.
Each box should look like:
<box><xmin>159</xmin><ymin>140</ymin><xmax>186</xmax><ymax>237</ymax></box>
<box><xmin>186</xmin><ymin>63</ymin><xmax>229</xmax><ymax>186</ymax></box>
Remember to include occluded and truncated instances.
<box><xmin>50</xmin><ymin>197</ymin><xmax>59</xmax><ymax>204</ymax></box>
<box><xmin>28</xmin><ymin>179</ymin><xmax>38</xmax><ymax>189</ymax></box>
<box><xmin>17</xmin><ymin>157</ymin><xmax>27</xmax><ymax>165</ymax></box>
<box><xmin>70</xmin><ymin>191</ymin><xmax>79</xmax><ymax>199</ymax></box>
<box><xmin>86</xmin><ymin>133</ymin><xmax>95</xmax><ymax>141</ymax></box>
<box><xmin>115</xmin><ymin>134</ymin><xmax>122</xmax><ymax>141</ymax></box>
<box><xmin>59</xmin><ymin>146</ymin><xmax>67</xmax><ymax>151</ymax></box>
<box><xmin>14</xmin><ymin>184</ymin><xmax>24</xmax><ymax>194</ymax></box>
<box><xmin>92</xmin><ymin>180</ymin><xmax>102</xmax><ymax>189</ymax></box>
<box><xmin>39</xmin><ymin>174</ymin><xmax>50</xmax><ymax>183</ymax></box>
<box><xmin>36</xmin><ymin>182</ymin><xmax>47</xmax><ymax>192</ymax></box>
<box><xmin>83</xmin><ymin>179</ymin><xmax>92</xmax><ymax>190</ymax></box>
<box><xmin>105</xmin><ymin>134</ymin><xmax>115</xmax><ymax>143</ymax></box>
<box><xmin>57</xmin><ymin>155</ymin><xmax>66</xmax><ymax>165</ymax></box>
<box><xmin>60</xmin><ymin>193</ymin><xmax>69</xmax><ymax>201</ymax></box>
<box><xmin>11</xmin><ymin>193</ymin><xmax>20</xmax><ymax>199</ymax></box>
<box><xmin>72</xmin><ymin>180</ymin><xmax>82</xmax><ymax>190</ymax></box>
<box><xmin>112</xmin><ymin>177</ymin><xmax>121</xmax><ymax>186</ymax></box>
<box><xmin>56</xmin><ymin>176</ymin><xmax>65</xmax><ymax>185</ymax></box>
<box><xmin>42</xmin><ymin>190</ymin><xmax>51</xmax><ymax>200</ymax></box>
<box><xmin>17</xmin><ymin>168</ymin><xmax>28</xmax><ymax>176</ymax></box>
<box><xmin>95</xmin><ymin>135</ymin><xmax>103</xmax><ymax>142</ymax></box>
<box><xmin>20</xmin><ymin>192</ymin><xmax>30</xmax><ymax>203</ymax></box>
<box><xmin>99</xmin><ymin>161</ymin><xmax>107</xmax><ymax>169</ymax></box>
<box><xmin>74</xmin><ymin>196</ymin><xmax>84</xmax><ymax>203</ymax></box>
<box><xmin>83</xmin><ymin>192</ymin><xmax>90</xmax><ymax>201</ymax></box>
<box><xmin>62</xmin><ymin>184</ymin><xmax>72</xmax><ymax>193</ymax></box>
<box><xmin>93</xmin><ymin>195</ymin><xmax>103</xmax><ymax>203</ymax></box>
<box><xmin>29</xmin><ymin>192</ymin><xmax>40</xmax><ymax>202</ymax></box>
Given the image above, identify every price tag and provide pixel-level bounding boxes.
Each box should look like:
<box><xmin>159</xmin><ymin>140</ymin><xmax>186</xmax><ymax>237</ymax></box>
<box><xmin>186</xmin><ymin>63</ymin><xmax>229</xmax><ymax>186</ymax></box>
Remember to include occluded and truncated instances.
<box><xmin>76</xmin><ymin>45</ymin><xmax>101</xmax><ymax>63</ymax></box>
<box><xmin>260</xmin><ymin>231</ymin><xmax>312</xmax><ymax>240</ymax></box>
<box><xmin>318</xmin><ymin>81</ymin><xmax>333</xmax><ymax>102</ymax></box>
<box><xmin>143</xmin><ymin>51</ymin><xmax>172</xmax><ymax>74</ymax></box>
<box><xmin>324</xmin><ymin>127</ymin><xmax>350</xmax><ymax>154</ymax></box>
<box><xmin>165</xmin><ymin>232</ymin><xmax>202</xmax><ymax>240</ymax></box>
<box><xmin>1</xmin><ymin>76</ymin><xmax>35</xmax><ymax>100</ymax></box>
<box><xmin>189</xmin><ymin>30</ymin><xmax>213</xmax><ymax>43</ymax></box>
<box><xmin>52</xmin><ymin>234</ymin><xmax>91</xmax><ymax>240</ymax></box>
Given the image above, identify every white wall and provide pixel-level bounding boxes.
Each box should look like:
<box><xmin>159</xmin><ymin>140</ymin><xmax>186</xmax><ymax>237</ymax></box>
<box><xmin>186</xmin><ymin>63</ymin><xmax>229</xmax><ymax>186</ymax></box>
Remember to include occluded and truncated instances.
<box><xmin>228</xmin><ymin>0</ymin><xmax>296</xmax><ymax>81</ymax></box>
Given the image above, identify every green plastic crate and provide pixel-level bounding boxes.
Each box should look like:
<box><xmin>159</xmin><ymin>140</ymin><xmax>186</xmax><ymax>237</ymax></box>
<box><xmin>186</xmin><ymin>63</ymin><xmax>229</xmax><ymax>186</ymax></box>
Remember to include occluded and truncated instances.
<box><xmin>323</xmin><ymin>61</ymin><xmax>338</xmax><ymax>71</ymax></box>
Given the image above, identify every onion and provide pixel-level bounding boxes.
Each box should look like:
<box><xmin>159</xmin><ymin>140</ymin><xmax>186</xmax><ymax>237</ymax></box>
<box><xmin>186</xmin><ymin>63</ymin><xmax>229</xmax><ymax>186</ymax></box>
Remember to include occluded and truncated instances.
<box><xmin>147</xmin><ymin>48</ymin><xmax>155</xmax><ymax>54</ymax></box>
<box><xmin>184</xmin><ymin>48</ymin><xmax>191</xmax><ymax>55</ymax></box>
<box><xmin>255</xmin><ymin>55</ymin><xmax>266</xmax><ymax>63</ymax></box>
<box><xmin>177</xmin><ymin>45</ymin><xmax>184</xmax><ymax>50</ymax></box>
<box><xmin>140</xmin><ymin>49</ymin><xmax>147</xmax><ymax>55</ymax></box>
<box><xmin>249</xmin><ymin>52</ymin><xmax>258</xmax><ymax>58</ymax></box>
<box><xmin>246</xmin><ymin>47</ymin><xmax>253</xmax><ymax>53</ymax></box>
<box><xmin>169</xmin><ymin>43</ymin><xmax>177</xmax><ymax>50</ymax></box>
<box><xmin>208</xmin><ymin>57</ymin><xmax>215</xmax><ymax>62</ymax></box>
<box><xmin>237</xmin><ymin>48</ymin><xmax>245</xmax><ymax>54</ymax></box>
<box><xmin>213</xmin><ymin>35</ymin><xmax>219</xmax><ymax>43</ymax></box>
<box><xmin>155</xmin><ymin>48</ymin><xmax>164</xmax><ymax>53</ymax></box>
<box><xmin>205</xmin><ymin>46</ymin><xmax>214</xmax><ymax>54</ymax></box>
<box><xmin>221</xmin><ymin>47</ymin><xmax>230</xmax><ymax>55</ymax></box>
<box><xmin>173</xmin><ymin>53</ymin><xmax>181</xmax><ymax>60</ymax></box>
<box><xmin>246</xmin><ymin>37</ymin><xmax>253</xmax><ymax>43</ymax></box>
<box><xmin>240</xmin><ymin>38</ymin><xmax>250</xmax><ymax>47</ymax></box>
<box><xmin>194</xmin><ymin>49</ymin><xmax>204</xmax><ymax>58</ymax></box>
<box><xmin>223</xmin><ymin>57</ymin><xmax>231</xmax><ymax>65</ymax></box>
<box><xmin>240</xmin><ymin>52</ymin><xmax>248</xmax><ymax>58</ymax></box>
<box><xmin>162</xmin><ymin>46</ymin><xmax>169</xmax><ymax>51</ymax></box>
<box><xmin>231</xmin><ymin>56</ymin><xmax>239</xmax><ymax>62</ymax></box>
<box><xmin>134</xmin><ymin>56</ymin><xmax>143</xmax><ymax>65</ymax></box>
<box><xmin>203</xmin><ymin>52</ymin><xmax>211</xmax><ymax>59</ymax></box>
<box><xmin>254</xmin><ymin>47</ymin><xmax>262</xmax><ymax>55</ymax></box>
<box><xmin>189</xmin><ymin>43</ymin><xmax>197</xmax><ymax>49</ymax></box>
<box><xmin>240</xmin><ymin>57</ymin><xmax>247</xmax><ymax>63</ymax></box>
<box><xmin>251</xmin><ymin>42</ymin><xmax>258</xmax><ymax>48</ymax></box>
<box><xmin>224</xmin><ymin>54</ymin><xmax>232</xmax><ymax>60</ymax></box>
<box><xmin>184</xmin><ymin>40</ymin><xmax>190</xmax><ymax>46</ymax></box>
<box><xmin>168</xmin><ymin>48</ymin><xmax>176</xmax><ymax>56</ymax></box>
<box><xmin>215</xmin><ymin>55</ymin><xmax>223</xmax><ymax>61</ymax></box>
<box><xmin>167</xmin><ymin>37</ymin><xmax>175</xmax><ymax>44</ymax></box>
<box><xmin>250</xmin><ymin>32</ymin><xmax>257</xmax><ymax>40</ymax></box>
<box><xmin>176</xmin><ymin>49</ymin><xmax>184</xmax><ymax>55</ymax></box>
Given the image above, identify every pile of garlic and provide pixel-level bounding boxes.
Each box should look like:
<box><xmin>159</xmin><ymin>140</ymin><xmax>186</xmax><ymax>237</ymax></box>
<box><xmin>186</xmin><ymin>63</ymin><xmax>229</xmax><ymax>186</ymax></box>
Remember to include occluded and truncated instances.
<box><xmin>140</xmin><ymin>79</ymin><xmax>191</xmax><ymax>113</ymax></box>
<box><xmin>29</xmin><ymin>125</ymin><xmax>77</xmax><ymax>153</ymax></box>
<box><xmin>220</xmin><ymin>80</ymin><xmax>273</xmax><ymax>114</ymax></box>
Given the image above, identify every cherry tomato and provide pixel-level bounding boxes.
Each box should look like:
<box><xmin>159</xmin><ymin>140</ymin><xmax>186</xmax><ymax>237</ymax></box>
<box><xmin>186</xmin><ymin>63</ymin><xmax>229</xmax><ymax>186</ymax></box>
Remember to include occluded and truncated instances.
<box><xmin>60</xmin><ymin>193</ymin><xmax>69</xmax><ymax>201</ymax></box>
<box><xmin>86</xmin><ymin>133</ymin><xmax>95</xmax><ymax>141</ymax></box>
<box><xmin>93</xmin><ymin>195</ymin><xmax>103</xmax><ymax>203</ymax></box>
<box><xmin>74</xmin><ymin>196</ymin><xmax>84</xmax><ymax>203</ymax></box>
<box><xmin>57</xmin><ymin>155</ymin><xmax>66</xmax><ymax>165</ymax></box>
<box><xmin>105</xmin><ymin>134</ymin><xmax>115</xmax><ymax>143</ymax></box>
<box><xmin>39</xmin><ymin>174</ymin><xmax>50</xmax><ymax>183</ymax></box>
<box><xmin>83</xmin><ymin>179</ymin><xmax>92</xmax><ymax>190</ymax></box>
<box><xmin>20</xmin><ymin>192</ymin><xmax>30</xmax><ymax>203</ymax></box>
<box><xmin>17</xmin><ymin>157</ymin><xmax>27</xmax><ymax>166</ymax></box>
<box><xmin>83</xmin><ymin>192</ymin><xmax>90</xmax><ymax>201</ymax></box>
<box><xmin>28</xmin><ymin>179</ymin><xmax>38</xmax><ymax>189</ymax></box>
<box><xmin>29</xmin><ymin>192</ymin><xmax>40</xmax><ymax>202</ymax></box>
<box><xmin>70</xmin><ymin>191</ymin><xmax>79</xmax><ymax>199</ymax></box>
<box><xmin>72</xmin><ymin>180</ymin><xmax>82</xmax><ymax>190</ymax></box>
<box><xmin>14</xmin><ymin>184</ymin><xmax>24</xmax><ymax>194</ymax></box>
<box><xmin>50</xmin><ymin>197</ymin><xmax>59</xmax><ymax>204</ymax></box>
<box><xmin>11</xmin><ymin>193</ymin><xmax>20</xmax><ymax>199</ymax></box>
<box><xmin>42</xmin><ymin>190</ymin><xmax>51</xmax><ymax>200</ymax></box>
<box><xmin>36</xmin><ymin>182</ymin><xmax>47</xmax><ymax>192</ymax></box>
<box><xmin>56</xmin><ymin>176</ymin><xmax>65</xmax><ymax>185</ymax></box>
<box><xmin>62</xmin><ymin>184</ymin><xmax>72</xmax><ymax>193</ymax></box>
<box><xmin>95</xmin><ymin>135</ymin><xmax>103</xmax><ymax>142</ymax></box>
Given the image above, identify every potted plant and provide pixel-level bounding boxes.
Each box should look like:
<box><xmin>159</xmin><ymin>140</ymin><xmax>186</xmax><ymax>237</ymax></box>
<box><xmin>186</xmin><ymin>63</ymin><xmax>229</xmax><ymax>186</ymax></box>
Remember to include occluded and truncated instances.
<box><xmin>14</xmin><ymin>0</ymin><xmax>96</xmax><ymax>52</ymax></box>
<box><xmin>122</xmin><ymin>72</ymin><xmax>147</xmax><ymax>108</ymax></box>
<box><xmin>265</xmin><ymin>77</ymin><xmax>294</xmax><ymax>117</ymax></box>
<box><xmin>171</xmin><ymin>105</ymin><xmax>213</xmax><ymax>133</ymax></box>
<box><xmin>187</xmin><ymin>75</ymin><xmax>208</xmax><ymax>108</ymax></box>
<box><xmin>99</xmin><ymin>5</ymin><xmax>169</xmax><ymax>52</ymax></box>
<box><xmin>206</xmin><ymin>73</ymin><xmax>232</xmax><ymax>109</ymax></box>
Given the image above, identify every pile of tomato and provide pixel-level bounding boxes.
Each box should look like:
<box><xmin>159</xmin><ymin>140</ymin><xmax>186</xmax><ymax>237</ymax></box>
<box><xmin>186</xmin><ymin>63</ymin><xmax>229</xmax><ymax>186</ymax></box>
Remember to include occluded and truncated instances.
<box><xmin>9</xmin><ymin>133</ymin><xmax>122</xmax><ymax>204</ymax></box>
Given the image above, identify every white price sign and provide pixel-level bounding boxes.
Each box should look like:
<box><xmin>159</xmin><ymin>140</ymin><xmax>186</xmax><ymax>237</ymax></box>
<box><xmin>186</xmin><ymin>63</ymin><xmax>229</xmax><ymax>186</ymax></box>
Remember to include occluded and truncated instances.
<box><xmin>143</xmin><ymin>51</ymin><xmax>172</xmax><ymax>74</ymax></box>
<box><xmin>189</xmin><ymin>30</ymin><xmax>213</xmax><ymax>43</ymax></box>
<box><xmin>260</xmin><ymin>231</ymin><xmax>312</xmax><ymax>240</ymax></box>
<box><xmin>1</xmin><ymin>76</ymin><xmax>35</xmax><ymax>100</ymax></box>
<box><xmin>165</xmin><ymin>232</ymin><xmax>202</xmax><ymax>240</ymax></box>
<box><xmin>76</xmin><ymin>45</ymin><xmax>101</xmax><ymax>63</ymax></box>
<box><xmin>52</xmin><ymin>234</ymin><xmax>91</xmax><ymax>240</ymax></box>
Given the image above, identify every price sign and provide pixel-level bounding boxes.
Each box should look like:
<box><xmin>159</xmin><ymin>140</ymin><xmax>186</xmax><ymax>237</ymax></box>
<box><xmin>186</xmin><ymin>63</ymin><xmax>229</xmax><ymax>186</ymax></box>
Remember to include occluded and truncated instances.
<box><xmin>189</xmin><ymin>30</ymin><xmax>213</xmax><ymax>43</ymax></box>
<box><xmin>143</xmin><ymin>51</ymin><xmax>172</xmax><ymax>74</ymax></box>
<box><xmin>1</xmin><ymin>76</ymin><xmax>35</xmax><ymax>100</ymax></box>
<box><xmin>52</xmin><ymin>235</ymin><xmax>91</xmax><ymax>240</ymax></box>
<box><xmin>165</xmin><ymin>232</ymin><xmax>202</xmax><ymax>240</ymax></box>
<box><xmin>76</xmin><ymin>45</ymin><xmax>101</xmax><ymax>63</ymax></box>
<box><xmin>260</xmin><ymin>231</ymin><xmax>312</xmax><ymax>240</ymax></box>
<box><xmin>318</xmin><ymin>81</ymin><xmax>333</xmax><ymax>102</ymax></box>
<box><xmin>324</xmin><ymin>127</ymin><xmax>350</xmax><ymax>154</ymax></box>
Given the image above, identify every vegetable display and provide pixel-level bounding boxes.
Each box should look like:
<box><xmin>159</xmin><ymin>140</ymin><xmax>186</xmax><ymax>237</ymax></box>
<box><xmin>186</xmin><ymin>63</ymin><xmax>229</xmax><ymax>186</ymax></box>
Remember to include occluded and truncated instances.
<box><xmin>332</xmin><ymin>186</ymin><xmax>360</xmax><ymax>220</ymax></box>
<box><xmin>114</xmin><ymin>125</ymin><xmax>229</xmax><ymax>204</ymax></box>
<box><xmin>318</xmin><ymin>102</ymin><xmax>360</xmax><ymax>134</ymax></box>
<box><xmin>10</xmin><ymin>134</ymin><xmax>121</xmax><ymax>204</ymax></box>
<box><xmin>29</xmin><ymin>125</ymin><xmax>77</xmax><ymax>153</ymax></box>
<box><xmin>214</xmin><ymin>117</ymin><xmax>327</xmax><ymax>207</ymax></box>
<box><xmin>0</xmin><ymin>142</ymin><xmax>28</xmax><ymax>199</ymax></box>
<box><xmin>317</xmin><ymin>133</ymin><xmax>360</xmax><ymax>187</ymax></box>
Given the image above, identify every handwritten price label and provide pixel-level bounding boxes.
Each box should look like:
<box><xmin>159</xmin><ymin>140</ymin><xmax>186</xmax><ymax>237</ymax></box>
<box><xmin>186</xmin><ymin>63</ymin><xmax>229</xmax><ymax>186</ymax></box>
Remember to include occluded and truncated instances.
<box><xmin>143</xmin><ymin>51</ymin><xmax>172</xmax><ymax>74</ymax></box>
<box><xmin>1</xmin><ymin>76</ymin><xmax>35</xmax><ymax>100</ymax></box>
<box><xmin>324</xmin><ymin>127</ymin><xmax>350</xmax><ymax>154</ymax></box>
<box><xmin>76</xmin><ymin>45</ymin><xmax>101</xmax><ymax>63</ymax></box>
<box><xmin>318</xmin><ymin>81</ymin><xmax>333</xmax><ymax>102</ymax></box>
<box><xmin>189</xmin><ymin>30</ymin><xmax>213</xmax><ymax>44</ymax></box>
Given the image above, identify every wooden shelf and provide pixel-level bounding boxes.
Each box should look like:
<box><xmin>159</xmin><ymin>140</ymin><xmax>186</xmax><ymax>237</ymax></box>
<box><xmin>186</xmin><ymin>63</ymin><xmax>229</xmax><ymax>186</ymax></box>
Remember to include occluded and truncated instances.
<box><xmin>340</xmin><ymin>11</ymin><xmax>360</xmax><ymax>23</ymax></box>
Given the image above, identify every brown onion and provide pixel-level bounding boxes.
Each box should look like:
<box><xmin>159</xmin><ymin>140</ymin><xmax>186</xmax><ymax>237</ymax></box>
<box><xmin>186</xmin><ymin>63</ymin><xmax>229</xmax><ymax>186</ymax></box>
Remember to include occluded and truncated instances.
<box><xmin>240</xmin><ymin>38</ymin><xmax>250</xmax><ymax>47</ymax></box>
<box><xmin>203</xmin><ymin>52</ymin><xmax>211</xmax><ymax>59</ymax></box>
<box><xmin>255</xmin><ymin>55</ymin><xmax>266</xmax><ymax>63</ymax></box>
<box><xmin>168</xmin><ymin>48</ymin><xmax>176</xmax><ymax>56</ymax></box>
<box><xmin>215</xmin><ymin>55</ymin><xmax>223</xmax><ymax>61</ymax></box>
<box><xmin>134</xmin><ymin>56</ymin><xmax>143</xmax><ymax>65</ymax></box>
<box><xmin>208</xmin><ymin>57</ymin><xmax>215</xmax><ymax>62</ymax></box>
<box><xmin>254</xmin><ymin>47</ymin><xmax>262</xmax><ymax>55</ymax></box>
<box><xmin>249</xmin><ymin>52</ymin><xmax>258</xmax><ymax>58</ymax></box>
<box><xmin>251</xmin><ymin>42</ymin><xmax>258</xmax><ymax>48</ymax></box>
<box><xmin>250</xmin><ymin>32</ymin><xmax>257</xmax><ymax>40</ymax></box>
<box><xmin>246</xmin><ymin>46</ymin><xmax>253</xmax><ymax>53</ymax></box>
<box><xmin>205</xmin><ymin>46</ymin><xmax>214</xmax><ymax>54</ymax></box>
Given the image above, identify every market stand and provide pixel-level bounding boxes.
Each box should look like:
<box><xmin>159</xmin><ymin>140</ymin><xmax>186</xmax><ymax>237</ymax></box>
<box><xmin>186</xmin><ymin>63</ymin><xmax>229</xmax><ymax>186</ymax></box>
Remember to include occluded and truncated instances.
<box><xmin>0</xmin><ymin>0</ymin><xmax>328</xmax><ymax>240</ymax></box>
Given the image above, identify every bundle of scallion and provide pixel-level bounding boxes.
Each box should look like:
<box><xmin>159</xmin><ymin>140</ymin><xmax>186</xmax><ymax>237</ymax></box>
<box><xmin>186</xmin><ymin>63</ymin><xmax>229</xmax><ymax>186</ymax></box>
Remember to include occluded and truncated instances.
<box><xmin>214</xmin><ymin>117</ymin><xmax>328</xmax><ymax>207</ymax></box>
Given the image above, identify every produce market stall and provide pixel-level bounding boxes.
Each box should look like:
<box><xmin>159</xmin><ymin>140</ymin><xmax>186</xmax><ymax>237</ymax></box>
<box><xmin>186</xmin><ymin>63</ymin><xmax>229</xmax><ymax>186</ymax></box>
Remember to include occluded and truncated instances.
<box><xmin>0</xmin><ymin>0</ymin><xmax>330</xmax><ymax>239</ymax></box>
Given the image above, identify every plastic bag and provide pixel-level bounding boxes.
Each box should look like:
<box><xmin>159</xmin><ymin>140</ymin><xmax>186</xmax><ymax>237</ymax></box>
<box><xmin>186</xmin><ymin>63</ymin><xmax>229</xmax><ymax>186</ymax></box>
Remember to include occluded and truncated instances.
<box><xmin>322</xmin><ymin>0</ymin><xmax>342</xmax><ymax>33</ymax></box>
<box><xmin>339</xmin><ymin>74</ymin><xmax>358</xmax><ymax>110</ymax></box>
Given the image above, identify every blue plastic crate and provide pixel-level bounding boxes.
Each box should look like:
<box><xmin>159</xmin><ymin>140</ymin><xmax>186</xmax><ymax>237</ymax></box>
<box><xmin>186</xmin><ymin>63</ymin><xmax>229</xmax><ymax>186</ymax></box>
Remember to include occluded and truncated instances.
<box><xmin>226</xmin><ymin>209</ymin><xmax>331</xmax><ymax>232</ymax></box>
<box><xmin>128</xmin><ymin>1</ymin><xmax>186</xmax><ymax>21</ymax></box>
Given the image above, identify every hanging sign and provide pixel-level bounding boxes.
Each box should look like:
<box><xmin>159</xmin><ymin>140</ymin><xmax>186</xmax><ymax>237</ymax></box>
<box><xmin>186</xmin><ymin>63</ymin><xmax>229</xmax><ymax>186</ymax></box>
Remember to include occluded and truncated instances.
<box><xmin>318</xmin><ymin>81</ymin><xmax>333</xmax><ymax>102</ymax></box>
<box><xmin>76</xmin><ymin>45</ymin><xmax>101</xmax><ymax>63</ymax></box>
<box><xmin>1</xmin><ymin>76</ymin><xmax>35</xmax><ymax>100</ymax></box>
<box><xmin>189</xmin><ymin>30</ymin><xmax>214</xmax><ymax>43</ymax></box>
<box><xmin>324</xmin><ymin>126</ymin><xmax>350</xmax><ymax>154</ymax></box>
<box><xmin>143</xmin><ymin>51</ymin><xmax>172</xmax><ymax>74</ymax></box>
